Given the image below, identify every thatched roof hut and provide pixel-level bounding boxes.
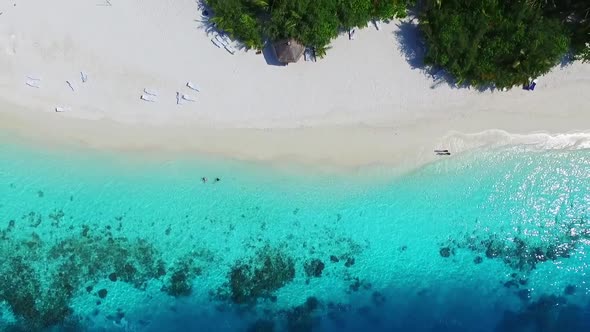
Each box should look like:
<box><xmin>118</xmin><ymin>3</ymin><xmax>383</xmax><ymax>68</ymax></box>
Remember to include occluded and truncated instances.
<box><xmin>272</xmin><ymin>39</ymin><xmax>305</xmax><ymax>64</ymax></box>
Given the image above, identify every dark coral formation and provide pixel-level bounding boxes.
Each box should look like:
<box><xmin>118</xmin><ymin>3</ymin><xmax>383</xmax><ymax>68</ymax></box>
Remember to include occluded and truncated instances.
<box><xmin>246</xmin><ymin>319</ymin><xmax>275</xmax><ymax>332</ymax></box>
<box><xmin>344</xmin><ymin>257</ymin><xmax>355</xmax><ymax>268</ymax></box>
<box><xmin>24</xmin><ymin>211</ymin><xmax>42</xmax><ymax>228</ymax></box>
<box><xmin>480</xmin><ymin>235</ymin><xmax>576</xmax><ymax>271</ymax></box>
<box><xmin>0</xmin><ymin>256</ymin><xmax>73</xmax><ymax>331</ymax></box>
<box><xmin>48</xmin><ymin>235</ymin><xmax>166</xmax><ymax>290</ymax></box>
<box><xmin>500</xmin><ymin>272</ymin><xmax>534</xmax><ymax>302</ymax></box>
<box><xmin>48</xmin><ymin>209</ymin><xmax>65</xmax><ymax>227</ymax></box>
<box><xmin>496</xmin><ymin>295</ymin><xmax>589</xmax><ymax>332</ymax></box>
<box><xmin>439</xmin><ymin>247</ymin><xmax>452</xmax><ymax>257</ymax></box>
<box><xmin>440</xmin><ymin>215</ymin><xmax>590</xmax><ymax>272</ymax></box>
<box><xmin>166</xmin><ymin>268</ymin><xmax>192</xmax><ymax>297</ymax></box>
<box><xmin>245</xmin><ymin>298</ymin><xmax>322</xmax><ymax>332</ymax></box>
<box><xmin>346</xmin><ymin>277</ymin><xmax>371</xmax><ymax>293</ymax></box>
<box><xmin>97</xmin><ymin>289</ymin><xmax>108</xmax><ymax>299</ymax></box>
<box><xmin>564</xmin><ymin>285</ymin><xmax>576</xmax><ymax>296</ymax></box>
<box><xmin>301</xmin><ymin>234</ymin><xmax>366</xmax><ymax>267</ymax></box>
<box><xmin>303</xmin><ymin>259</ymin><xmax>325</xmax><ymax>278</ymax></box>
<box><xmin>283</xmin><ymin>297</ymin><xmax>320</xmax><ymax>332</ymax></box>
<box><xmin>1</xmin><ymin>199</ymin><xmax>372</xmax><ymax>330</ymax></box>
<box><xmin>219</xmin><ymin>246</ymin><xmax>295</xmax><ymax>304</ymax></box>
<box><xmin>0</xmin><ymin>220</ymin><xmax>214</xmax><ymax>330</ymax></box>
<box><xmin>162</xmin><ymin>256</ymin><xmax>203</xmax><ymax>297</ymax></box>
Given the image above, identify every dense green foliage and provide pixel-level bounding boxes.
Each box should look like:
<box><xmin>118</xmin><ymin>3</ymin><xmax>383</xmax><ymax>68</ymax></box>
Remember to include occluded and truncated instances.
<box><xmin>538</xmin><ymin>0</ymin><xmax>590</xmax><ymax>62</ymax></box>
<box><xmin>206</xmin><ymin>0</ymin><xmax>411</xmax><ymax>55</ymax></box>
<box><xmin>205</xmin><ymin>0</ymin><xmax>588</xmax><ymax>87</ymax></box>
<box><xmin>207</xmin><ymin>0</ymin><xmax>266</xmax><ymax>49</ymax></box>
<box><xmin>419</xmin><ymin>0</ymin><xmax>570</xmax><ymax>88</ymax></box>
<box><xmin>581</xmin><ymin>44</ymin><xmax>590</xmax><ymax>62</ymax></box>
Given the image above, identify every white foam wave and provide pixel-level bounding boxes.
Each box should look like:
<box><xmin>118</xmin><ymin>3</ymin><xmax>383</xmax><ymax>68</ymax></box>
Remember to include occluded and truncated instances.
<box><xmin>439</xmin><ymin>130</ymin><xmax>590</xmax><ymax>154</ymax></box>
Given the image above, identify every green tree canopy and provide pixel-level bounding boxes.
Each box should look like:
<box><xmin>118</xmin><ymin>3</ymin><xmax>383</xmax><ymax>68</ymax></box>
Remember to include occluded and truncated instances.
<box><xmin>205</xmin><ymin>0</ymin><xmax>412</xmax><ymax>55</ymax></box>
<box><xmin>538</xmin><ymin>0</ymin><xmax>590</xmax><ymax>61</ymax></box>
<box><xmin>419</xmin><ymin>0</ymin><xmax>570</xmax><ymax>88</ymax></box>
<box><xmin>204</xmin><ymin>0</ymin><xmax>587</xmax><ymax>88</ymax></box>
<box><xmin>207</xmin><ymin>0</ymin><xmax>265</xmax><ymax>49</ymax></box>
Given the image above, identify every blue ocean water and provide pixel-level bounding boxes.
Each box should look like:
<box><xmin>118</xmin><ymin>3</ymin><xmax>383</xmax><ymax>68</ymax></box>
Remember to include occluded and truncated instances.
<box><xmin>0</xmin><ymin>139</ymin><xmax>589</xmax><ymax>332</ymax></box>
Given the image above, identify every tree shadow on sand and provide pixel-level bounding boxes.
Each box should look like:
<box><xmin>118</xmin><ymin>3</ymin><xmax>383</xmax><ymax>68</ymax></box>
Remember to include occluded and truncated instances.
<box><xmin>393</xmin><ymin>18</ymin><xmax>426</xmax><ymax>71</ymax></box>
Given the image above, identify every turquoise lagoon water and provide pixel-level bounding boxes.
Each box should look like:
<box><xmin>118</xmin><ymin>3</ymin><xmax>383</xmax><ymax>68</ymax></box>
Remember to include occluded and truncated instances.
<box><xmin>0</xmin><ymin>138</ymin><xmax>589</xmax><ymax>332</ymax></box>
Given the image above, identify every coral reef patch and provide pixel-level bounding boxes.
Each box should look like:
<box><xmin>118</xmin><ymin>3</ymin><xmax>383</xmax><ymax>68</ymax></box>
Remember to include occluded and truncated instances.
<box><xmin>218</xmin><ymin>246</ymin><xmax>295</xmax><ymax>305</ymax></box>
<box><xmin>439</xmin><ymin>215</ymin><xmax>590</xmax><ymax>272</ymax></box>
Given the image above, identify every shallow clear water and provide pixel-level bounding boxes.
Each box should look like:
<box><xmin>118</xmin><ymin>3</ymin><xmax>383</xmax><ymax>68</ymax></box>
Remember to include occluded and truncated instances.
<box><xmin>0</xmin><ymin>140</ymin><xmax>589</xmax><ymax>332</ymax></box>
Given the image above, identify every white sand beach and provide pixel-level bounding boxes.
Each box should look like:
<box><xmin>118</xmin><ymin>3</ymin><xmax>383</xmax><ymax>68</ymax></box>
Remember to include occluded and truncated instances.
<box><xmin>0</xmin><ymin>0</ymin><xmax>589</xmax><ymax>169</ymax></box>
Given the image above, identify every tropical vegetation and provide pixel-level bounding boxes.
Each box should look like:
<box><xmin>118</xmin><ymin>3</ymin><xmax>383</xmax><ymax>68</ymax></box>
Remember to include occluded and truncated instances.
<box><xmin>205</xmin><ymin>0</ymin><xmax>412</xmax><ymax>56</ymax></box>
<box><xmin>419</xmin><ymin>0</ymin><xmax>570</xmax><ymax>88</ymax></box>
<box><xmin>537</xmin><ymin>0</ymin><xmax>590</xmax><ymax>62</ymax></box>
<box><xmin>204</xmin><ymin>0</ymin><xmax>589</xmax><ymax>88</ymax></box>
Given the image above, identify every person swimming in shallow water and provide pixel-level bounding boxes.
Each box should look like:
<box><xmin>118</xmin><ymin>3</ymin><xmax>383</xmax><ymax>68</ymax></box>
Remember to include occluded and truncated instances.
<box><xmin>214</xmin><ymin>177</ymin><xmax>220</xmax><ymax>182</ymax></box>
<box><xmin>201</xmin><ymin>177</ymin><xmax>207</xmax><ymax>183</ymax></box>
